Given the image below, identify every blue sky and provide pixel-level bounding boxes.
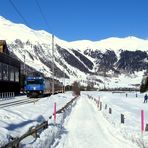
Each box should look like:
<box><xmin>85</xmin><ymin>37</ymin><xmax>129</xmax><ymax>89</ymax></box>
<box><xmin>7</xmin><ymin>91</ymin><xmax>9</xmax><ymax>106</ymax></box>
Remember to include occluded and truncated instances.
<box><xmin>0</xmin><ymin>0</ymin><xmax>148</xmax><ymax>41</ymax></box>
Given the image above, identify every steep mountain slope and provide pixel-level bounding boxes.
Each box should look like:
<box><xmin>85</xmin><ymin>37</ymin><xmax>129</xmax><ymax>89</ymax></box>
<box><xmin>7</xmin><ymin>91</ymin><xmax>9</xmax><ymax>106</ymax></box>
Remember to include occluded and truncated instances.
<box><xmin>0</xmin><ymin>16</ymin><xmax>148</xmax><ymax>88</ymax></box>
<box><xmin>0</xmin><ymin>16</ymin><xmax>93</xmax><ymax>80</ymax></box>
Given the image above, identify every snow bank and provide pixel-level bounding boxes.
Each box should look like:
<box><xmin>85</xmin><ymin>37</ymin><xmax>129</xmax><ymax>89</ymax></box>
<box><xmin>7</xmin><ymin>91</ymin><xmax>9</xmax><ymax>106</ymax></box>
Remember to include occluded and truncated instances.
<box><xmin>21</xmin><ymin>99</ymin><xmax>77</xmax><ymax>147</ymax></box>
<box><xmin>0</xmin><ymin>92</ymin><xmax>75</xmax><ymax>147</ymax></box>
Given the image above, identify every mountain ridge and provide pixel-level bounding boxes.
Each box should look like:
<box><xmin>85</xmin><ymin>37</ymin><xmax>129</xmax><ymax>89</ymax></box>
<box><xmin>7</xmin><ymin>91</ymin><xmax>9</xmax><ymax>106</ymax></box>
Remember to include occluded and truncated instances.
<box><xmin>0</xmin><ymin>16</ymin><xmax>147</xmax><ymax>88</ymax></box>
<box><xmin>1</xmin><ymin>16</ymin><xmax>148</xmax><ymax>52</ymax></box>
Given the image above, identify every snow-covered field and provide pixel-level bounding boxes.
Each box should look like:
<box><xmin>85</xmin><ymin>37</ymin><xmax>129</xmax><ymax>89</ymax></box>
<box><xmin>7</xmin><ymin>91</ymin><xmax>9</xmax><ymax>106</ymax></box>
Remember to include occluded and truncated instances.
<box><xmin>0</xmin><ymin>91</ymin><xmax>148</xmax><ymax>148</ymax></box>
<box><xmin>54</xmin><ymin>91</ymin><xmax>148</xmax><ymax>148</ymax></box>
<box><xmin>82</xmin><ymin>91</ymin><xmax>148</xmax><ymax>148</ymax></box>
<box><xmin>0</xmin><ymin>92</ymin><xmax>74</xmax><ymax>146</ymax></box>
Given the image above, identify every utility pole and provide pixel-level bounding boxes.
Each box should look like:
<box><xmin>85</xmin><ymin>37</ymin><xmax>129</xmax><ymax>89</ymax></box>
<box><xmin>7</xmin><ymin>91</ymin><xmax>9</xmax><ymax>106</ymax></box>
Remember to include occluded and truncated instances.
<box><xmin>52</xmin><ymin>34</ymin><xmax>55</xmax><ymax>95</ymax></box>
<box><xmin>63</xmin><ymin>69</ymin><xmax>65</xmax><ymax>93</ymax></box>
<box><xmin>23</xmin><ymin>55</ymin><xmax>26</xmax><ymax>75</ymax></box>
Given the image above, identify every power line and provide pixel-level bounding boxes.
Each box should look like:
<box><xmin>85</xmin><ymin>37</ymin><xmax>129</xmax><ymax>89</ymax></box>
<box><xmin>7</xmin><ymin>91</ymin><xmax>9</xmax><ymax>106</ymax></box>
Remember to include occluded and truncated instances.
<box><xmin>9</xmin><ymin>0</ymin><xmax>30</xmax><ymax>27</ymax></box>
<box><xmin>9</xmin><ymin>0</ymin><xmax>53</xmax><ymax>36</ymax></box>
<box><xmin>35</xmin><ymin>0</ymin><xmax>52</xmax><ymax>33</ymax></box>
<box><xmin>9</xmin><ymin>0</ymin><xmax>52</xmax><ymax>76</ymax></box>
<box><xmin>9</xmin><ymin>0</ymin><xmax>51</xmax><ymax>43</ymax></box>
<box><xmin>34</xmin><ymin>0</ymin><xmax>56</xmax><ymax>94</ymax></box>
<box><xmin>8</xmin><ymin>0</ymin><xmax>57</xmax><ymax>86</ymax></box>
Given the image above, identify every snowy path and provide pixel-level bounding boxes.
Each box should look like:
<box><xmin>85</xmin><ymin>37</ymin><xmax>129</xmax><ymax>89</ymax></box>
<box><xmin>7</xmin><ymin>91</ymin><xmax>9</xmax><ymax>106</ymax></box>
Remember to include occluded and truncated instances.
<box><xmin>55</xmin><ymin>96</ymin><xmax>139</xmax><ymax>148</ymax></box>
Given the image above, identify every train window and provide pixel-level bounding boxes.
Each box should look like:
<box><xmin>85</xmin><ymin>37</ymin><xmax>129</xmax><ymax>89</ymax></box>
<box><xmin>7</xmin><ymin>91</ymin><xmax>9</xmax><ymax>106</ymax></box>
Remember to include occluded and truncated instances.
<box><xmin>2</xmin><ymin>63</ymin><xmax>8</xmax><ymax>81</ymax></box>
<box><xmin>27</xmin><ymin>79</ymin><xmax>43</xmax><ymax>85</ymax></box>
<box><xmin>0</xmin><ymin>62</ymin><xmax>2</xmax><ymax>80</ymax></box>
<box><xmin>15</xmin><ymin>68</ymin><xmax>19</xmax><ymax>82</ymax></box>
<box><xmin>9</xmin><ymin>66</ymin><xmax>15</xmax><ymax>81</ymax></box>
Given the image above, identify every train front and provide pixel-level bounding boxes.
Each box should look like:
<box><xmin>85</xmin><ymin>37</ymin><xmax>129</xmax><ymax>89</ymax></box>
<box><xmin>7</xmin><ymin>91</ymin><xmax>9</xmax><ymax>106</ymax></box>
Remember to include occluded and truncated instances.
<box><xmin>25</xmin><ymin>76</ymin><xmax>44</xmax><ymax>98</ymax></box>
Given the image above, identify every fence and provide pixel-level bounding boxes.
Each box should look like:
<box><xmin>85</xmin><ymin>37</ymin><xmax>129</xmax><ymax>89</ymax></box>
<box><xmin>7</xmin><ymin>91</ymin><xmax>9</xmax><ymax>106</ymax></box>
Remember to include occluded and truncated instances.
<box><xmin>0</xmin><ymin>92</ymin><xmax>15</xmax><ymax>101</ymax></box>
<box><xmin>87</xmin><ymin>95</ymin><xmax>148</xmax><ymax>148</ymax></box>
<box><xmin>2</xmin><ymin>96</ymin><xmax>78</xmax><ymax>148</ymax></box>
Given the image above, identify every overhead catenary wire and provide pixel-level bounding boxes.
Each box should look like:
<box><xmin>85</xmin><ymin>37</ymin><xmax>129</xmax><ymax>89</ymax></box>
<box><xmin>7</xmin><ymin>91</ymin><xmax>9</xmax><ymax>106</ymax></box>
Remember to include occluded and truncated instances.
<box><xmin>9</xmin><ymin>0</ymin><xmax>48</xmax><ymax>41</ymax></box>
<box><xmin>35</xmin><ymin>0</ymin><xmax>66</xmax><ymax>91</ymax></box>
<box><xmin>8</xmin><ymin>0</ymin><xmax>53</xmax><ymax>75</ymax></box>
<box><xmin>8</xmin><ymin>0</ymin><xmax>62</xmax><ymax>91</ymax></box>
<box><xmin>35</xmin><ymin>0</ymin><xmax>53</xmax><ymax>32</ymax></box>
<box><xmin>8</xmin><ymin>0</ymin><xmax>45</xmax><ymax>43</ymax></box>
<box><xmin>9</xmin><ymin>0</ymin><xmax>30</xmax><ymax>27</ymax></box>
<box><xmin>9</xmin><ymin>0</ymin><xmax>35</xmax><ymax>75</ymax></box>
<box><xmin>9</xmin><ymin>0</ymin><xmax>57</xmax><ymax>93</ymax></box>
<box><xmin>34</xmin><ymin>0</ymin><xmax>55</xmax><ymax>94</ymax></box>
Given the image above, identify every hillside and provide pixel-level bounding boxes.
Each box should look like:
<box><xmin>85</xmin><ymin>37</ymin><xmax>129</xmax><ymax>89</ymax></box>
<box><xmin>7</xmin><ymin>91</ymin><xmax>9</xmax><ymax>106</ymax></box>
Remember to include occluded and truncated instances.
<box><xmin>0</xmin><ymin>16</ymin><xmax>147</xmax><ymax>89</ymax></box>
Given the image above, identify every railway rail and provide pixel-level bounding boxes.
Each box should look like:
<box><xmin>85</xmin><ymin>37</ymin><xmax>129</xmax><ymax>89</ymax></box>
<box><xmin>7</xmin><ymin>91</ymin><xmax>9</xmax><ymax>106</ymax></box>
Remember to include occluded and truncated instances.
<box><xmin>0</xmin><ymin>98</ymin><xmax>39</xmax><ymax>109</ymax></box>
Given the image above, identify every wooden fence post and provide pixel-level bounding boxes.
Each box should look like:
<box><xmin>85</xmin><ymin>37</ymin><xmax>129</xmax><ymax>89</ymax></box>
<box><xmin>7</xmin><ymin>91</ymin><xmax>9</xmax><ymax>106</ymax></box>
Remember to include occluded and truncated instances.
<box><xmin>105</xmin><ymin>104</ymin><xmax>107</xmax><ymax>109</ymax></box>
<box><xmin>100</xmin><ymin>102</ymin><xmax>102</xmax><ymax>110</ymax></box>
<box><xmin>121</xmin><ymin>114</ymin><xmax>124</xmax><ymax>124</ymax></box>
<box><xmin>109</xmin><ymin>108</ymin><xmax>112</xmax><ymax>114</ymax></box>
<box><xmin>145</xmin><ymin>124</ymin><xmax>148</xmax><ymax>131</ymax></box>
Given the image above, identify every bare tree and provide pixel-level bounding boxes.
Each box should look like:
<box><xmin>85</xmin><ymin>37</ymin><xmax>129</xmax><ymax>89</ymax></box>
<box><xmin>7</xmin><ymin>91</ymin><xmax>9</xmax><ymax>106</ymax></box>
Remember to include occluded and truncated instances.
<box><xmin>72</xmin><ymin>81</ymin><xmax>80</xmax><ymax>96</ymax></box>
<box><xmin>140</xmin><ymin>76</ymin><xmax>148</xmax><ymax>93</ymax></box>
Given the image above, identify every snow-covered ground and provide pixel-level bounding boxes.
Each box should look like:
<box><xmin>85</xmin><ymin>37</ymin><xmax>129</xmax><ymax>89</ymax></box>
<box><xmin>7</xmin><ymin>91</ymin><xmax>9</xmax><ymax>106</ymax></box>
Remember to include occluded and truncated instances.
<box><xmin>82</xmin><ymin>91</ymin><xmax>148</xmax><ymax>148</ymax></box>
<box><xmin>54</xmin><ymin>91</ymin><xmax>148</xmax><ymax>148</ymax></box>
<box><xmin>0</xmin><ymin>92</ymin><xmax>74</xmax><ymax>146</ymax></box>
<box><xmin>55</xmin><ymin>95</ymin><xmax>138</xmax><ymax>148</ymax></box>
<box><xmin>0</xmin><ymin>91</ymin><xmax>148</xmax><ymax>148</ymax></box>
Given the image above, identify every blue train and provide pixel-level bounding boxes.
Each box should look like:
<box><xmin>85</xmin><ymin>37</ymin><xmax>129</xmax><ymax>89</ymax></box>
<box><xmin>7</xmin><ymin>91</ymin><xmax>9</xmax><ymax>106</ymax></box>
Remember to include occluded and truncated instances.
<box><xmin>25</xmin><ymin>76</ymin><xmax>63</xmax><ymax>98</ymax></box>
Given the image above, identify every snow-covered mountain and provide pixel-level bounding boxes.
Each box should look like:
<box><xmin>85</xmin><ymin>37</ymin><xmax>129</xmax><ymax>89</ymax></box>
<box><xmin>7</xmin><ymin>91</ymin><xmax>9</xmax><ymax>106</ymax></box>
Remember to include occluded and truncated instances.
<box><xmin>0</xmin><ymin>16</ymin><xmax>148</xmax><ymax>88</ymax></box>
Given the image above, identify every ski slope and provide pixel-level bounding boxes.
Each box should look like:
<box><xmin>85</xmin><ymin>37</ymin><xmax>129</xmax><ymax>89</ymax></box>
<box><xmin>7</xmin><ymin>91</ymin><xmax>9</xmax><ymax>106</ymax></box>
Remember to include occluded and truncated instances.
<box><xmin>55</xmin><ymin>95</ymin><xmax>139</xmax><ymax>148</ymax></box>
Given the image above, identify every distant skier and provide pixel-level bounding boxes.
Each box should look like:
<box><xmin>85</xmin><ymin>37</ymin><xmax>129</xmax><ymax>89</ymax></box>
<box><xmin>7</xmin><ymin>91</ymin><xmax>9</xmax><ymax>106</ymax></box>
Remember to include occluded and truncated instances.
<box><xmin>144</xmin><ymin>94</ymin><xmax>148</xmax><ymax>103</ymax></box>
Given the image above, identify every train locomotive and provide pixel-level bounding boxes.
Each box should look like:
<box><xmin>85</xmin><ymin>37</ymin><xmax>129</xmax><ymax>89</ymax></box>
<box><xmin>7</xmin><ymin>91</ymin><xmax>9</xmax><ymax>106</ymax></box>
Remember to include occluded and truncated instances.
<box><xmin>25</xmin><ymin>75</ymin><xmax>63</xmax><ymax>98</ymax></box>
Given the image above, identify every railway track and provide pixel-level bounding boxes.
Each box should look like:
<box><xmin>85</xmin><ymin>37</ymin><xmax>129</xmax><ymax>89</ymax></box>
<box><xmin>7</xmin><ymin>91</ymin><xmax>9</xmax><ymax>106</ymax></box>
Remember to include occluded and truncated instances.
<box><xmin>0</xmin><ymin>98</ymin><xmax>39</xmax><ymax>109</ymax></box>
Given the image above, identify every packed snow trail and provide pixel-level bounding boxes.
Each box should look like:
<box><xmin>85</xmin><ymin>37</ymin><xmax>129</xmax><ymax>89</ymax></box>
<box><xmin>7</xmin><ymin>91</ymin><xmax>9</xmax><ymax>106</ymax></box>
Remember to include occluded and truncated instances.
<box><xmin>55</xmin><ymin>95</ymin><xmax>138</xmax><ymax>148</ymax></box>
